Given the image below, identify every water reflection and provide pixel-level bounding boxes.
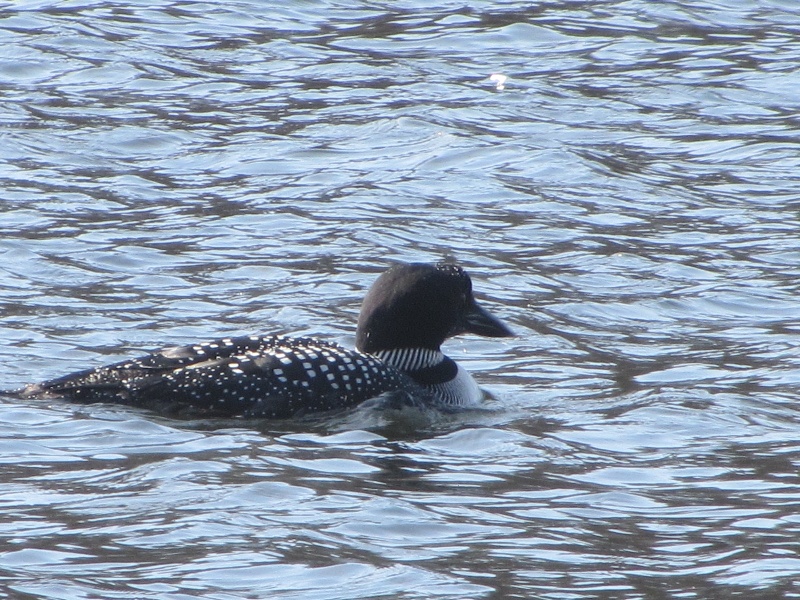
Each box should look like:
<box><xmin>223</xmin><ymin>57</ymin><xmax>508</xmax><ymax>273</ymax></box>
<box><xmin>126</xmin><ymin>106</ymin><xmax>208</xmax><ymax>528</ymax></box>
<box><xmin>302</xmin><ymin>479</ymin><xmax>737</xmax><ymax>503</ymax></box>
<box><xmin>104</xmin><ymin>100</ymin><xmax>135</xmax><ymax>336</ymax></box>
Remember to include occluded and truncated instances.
<box><xmin>2</xmin><ymin>0</ymin><xmax>800</xmax><ymax>598</ymax></box>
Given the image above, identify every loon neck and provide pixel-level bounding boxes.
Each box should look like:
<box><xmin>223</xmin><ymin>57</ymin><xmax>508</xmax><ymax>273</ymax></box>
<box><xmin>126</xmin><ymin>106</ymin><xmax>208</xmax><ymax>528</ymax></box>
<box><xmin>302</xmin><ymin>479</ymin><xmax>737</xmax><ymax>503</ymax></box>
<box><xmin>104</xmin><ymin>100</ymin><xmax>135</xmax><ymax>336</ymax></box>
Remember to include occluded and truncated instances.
<box><xmin>373</xmin><ymin>347</ymin><xmax>445</xmax><ymax>373</ymax></box>
<box><xmin>374</xmin><ymin>346</ymin><xmax>483</xmax><ymax>406</ymax></box>
<box><xmin>374</xmin><ymin>347</ymin><xmax>457</xmax><ymax>387</ymax></box>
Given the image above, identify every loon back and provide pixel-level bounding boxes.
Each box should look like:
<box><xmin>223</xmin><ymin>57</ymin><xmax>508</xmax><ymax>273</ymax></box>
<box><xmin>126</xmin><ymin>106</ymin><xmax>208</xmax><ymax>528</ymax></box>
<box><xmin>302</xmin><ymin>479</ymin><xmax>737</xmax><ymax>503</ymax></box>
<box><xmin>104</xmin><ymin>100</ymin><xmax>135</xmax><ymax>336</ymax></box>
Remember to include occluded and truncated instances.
<box><xmin>17</xmin><ymin>262</ymin><xmax>512</xmax><ymax>418</ymax></box>
<box><xmin>19</xmin><ymin>335</ymin><xmax>411</xmax><ymax>418</ymax></box>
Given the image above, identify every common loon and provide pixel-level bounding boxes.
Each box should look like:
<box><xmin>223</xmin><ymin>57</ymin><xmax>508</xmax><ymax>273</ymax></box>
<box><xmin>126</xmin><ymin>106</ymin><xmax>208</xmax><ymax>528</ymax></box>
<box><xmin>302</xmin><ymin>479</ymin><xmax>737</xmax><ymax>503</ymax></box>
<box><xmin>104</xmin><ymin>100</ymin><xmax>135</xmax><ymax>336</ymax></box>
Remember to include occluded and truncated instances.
<box><xmin>16</xmin><ymin>262</ymin><xmax>512</xmax><ymax>418</ymax></box>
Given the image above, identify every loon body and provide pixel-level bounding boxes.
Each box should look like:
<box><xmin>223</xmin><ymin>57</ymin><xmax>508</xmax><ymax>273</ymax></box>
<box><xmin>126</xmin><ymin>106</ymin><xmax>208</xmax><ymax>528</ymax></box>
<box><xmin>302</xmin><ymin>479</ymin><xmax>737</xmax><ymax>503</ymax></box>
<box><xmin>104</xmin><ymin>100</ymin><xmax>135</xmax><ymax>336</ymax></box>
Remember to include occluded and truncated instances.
<box><xmin>18</xmin><ymin>263</ymin><xmax>512</xmax><ymax>418</ymax></box>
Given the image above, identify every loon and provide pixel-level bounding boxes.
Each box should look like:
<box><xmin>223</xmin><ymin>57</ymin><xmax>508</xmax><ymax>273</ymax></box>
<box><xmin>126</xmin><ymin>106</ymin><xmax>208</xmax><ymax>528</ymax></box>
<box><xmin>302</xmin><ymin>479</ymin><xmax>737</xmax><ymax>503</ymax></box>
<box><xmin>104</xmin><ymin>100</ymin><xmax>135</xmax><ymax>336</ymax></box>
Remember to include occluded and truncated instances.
<box><xmin>16</xmin><ymin>262</ymin><xmax>513</xmax><ymax>419</ymax></box>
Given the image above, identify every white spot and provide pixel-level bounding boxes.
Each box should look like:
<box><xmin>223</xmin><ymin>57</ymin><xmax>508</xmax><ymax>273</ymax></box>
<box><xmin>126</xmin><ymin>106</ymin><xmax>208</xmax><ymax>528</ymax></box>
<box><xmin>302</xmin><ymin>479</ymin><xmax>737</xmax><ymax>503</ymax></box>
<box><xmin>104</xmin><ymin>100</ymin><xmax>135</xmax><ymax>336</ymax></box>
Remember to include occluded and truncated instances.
<box><xmin>490</xmin><ymin>73</ymin><xmax>507</xmax><ymax>90</ymax></box>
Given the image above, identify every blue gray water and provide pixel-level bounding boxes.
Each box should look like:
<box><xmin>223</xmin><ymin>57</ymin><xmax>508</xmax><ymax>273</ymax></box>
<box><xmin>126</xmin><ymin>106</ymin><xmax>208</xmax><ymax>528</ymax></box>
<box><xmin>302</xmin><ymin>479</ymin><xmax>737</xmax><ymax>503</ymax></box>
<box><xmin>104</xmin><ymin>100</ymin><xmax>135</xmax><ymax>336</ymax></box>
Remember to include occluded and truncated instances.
<box><xmin>2</xmin><ymin>1</ymin><xmax>800</xmax><ymax>598</ymax></box>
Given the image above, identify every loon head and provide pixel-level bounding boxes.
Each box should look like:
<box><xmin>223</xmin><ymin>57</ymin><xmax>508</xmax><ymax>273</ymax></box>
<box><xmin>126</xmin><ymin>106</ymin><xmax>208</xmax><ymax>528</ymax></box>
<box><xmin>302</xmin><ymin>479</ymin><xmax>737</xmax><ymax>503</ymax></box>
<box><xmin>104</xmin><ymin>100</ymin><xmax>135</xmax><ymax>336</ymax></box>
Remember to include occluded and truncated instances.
<box><xmin>355</xmin><ymin>263</ymin><xmax>513</xmax><ymax>354</ymax></box>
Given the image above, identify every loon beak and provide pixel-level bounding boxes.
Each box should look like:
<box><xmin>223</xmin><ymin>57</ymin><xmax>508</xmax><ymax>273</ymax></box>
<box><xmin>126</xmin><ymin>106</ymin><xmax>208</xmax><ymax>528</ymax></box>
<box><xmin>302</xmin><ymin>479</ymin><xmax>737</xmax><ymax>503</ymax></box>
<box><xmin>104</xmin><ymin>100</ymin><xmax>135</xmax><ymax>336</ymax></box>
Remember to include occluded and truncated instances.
<box><xmin>462</xmin><ymin>300</ymin><xmax>514</xmax><ymax>338</ymax></box>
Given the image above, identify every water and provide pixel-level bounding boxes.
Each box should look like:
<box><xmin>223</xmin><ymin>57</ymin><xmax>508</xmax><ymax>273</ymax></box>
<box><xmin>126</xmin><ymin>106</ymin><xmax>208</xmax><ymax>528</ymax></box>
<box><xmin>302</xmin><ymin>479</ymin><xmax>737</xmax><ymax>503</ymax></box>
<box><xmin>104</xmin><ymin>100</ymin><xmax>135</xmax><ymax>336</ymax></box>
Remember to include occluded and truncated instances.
<box><xmin>2</xmin><ymin>0</ymin><xmax>800</xmax><ymax>598</ymax></box>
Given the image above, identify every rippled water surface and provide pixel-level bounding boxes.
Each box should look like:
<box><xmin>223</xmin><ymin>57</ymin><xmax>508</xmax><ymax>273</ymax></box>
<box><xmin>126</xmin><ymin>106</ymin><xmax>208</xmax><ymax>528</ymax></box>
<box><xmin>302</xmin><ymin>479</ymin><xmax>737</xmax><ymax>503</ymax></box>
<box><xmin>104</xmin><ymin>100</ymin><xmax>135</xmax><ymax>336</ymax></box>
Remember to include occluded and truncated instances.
<box><xmin>2</xmin><ymin>0</ymin><xmax>800</xmax><ymax>598</ymax></box>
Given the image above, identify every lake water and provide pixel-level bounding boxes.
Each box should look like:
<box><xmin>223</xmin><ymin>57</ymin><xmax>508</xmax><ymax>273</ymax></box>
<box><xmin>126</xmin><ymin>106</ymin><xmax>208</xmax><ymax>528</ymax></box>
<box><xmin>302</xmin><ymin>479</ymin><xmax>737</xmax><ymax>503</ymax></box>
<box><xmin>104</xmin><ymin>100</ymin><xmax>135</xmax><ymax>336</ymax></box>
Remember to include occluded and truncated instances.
<box><xmin>2</xmin><ymin>0</ymin><xmax>800</xmax><ymax>598</ymax></box>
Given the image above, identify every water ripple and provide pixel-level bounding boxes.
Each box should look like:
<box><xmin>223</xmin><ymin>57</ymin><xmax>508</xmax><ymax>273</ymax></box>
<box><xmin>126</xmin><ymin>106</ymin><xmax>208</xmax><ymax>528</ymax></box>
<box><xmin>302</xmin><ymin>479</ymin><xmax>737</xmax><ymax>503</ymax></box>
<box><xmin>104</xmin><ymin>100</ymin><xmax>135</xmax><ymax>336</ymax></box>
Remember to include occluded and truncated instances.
<box><xmin>2</xmin><ymin>0</ymin><xmax>800</xmax><ymax>598</ymax></box>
